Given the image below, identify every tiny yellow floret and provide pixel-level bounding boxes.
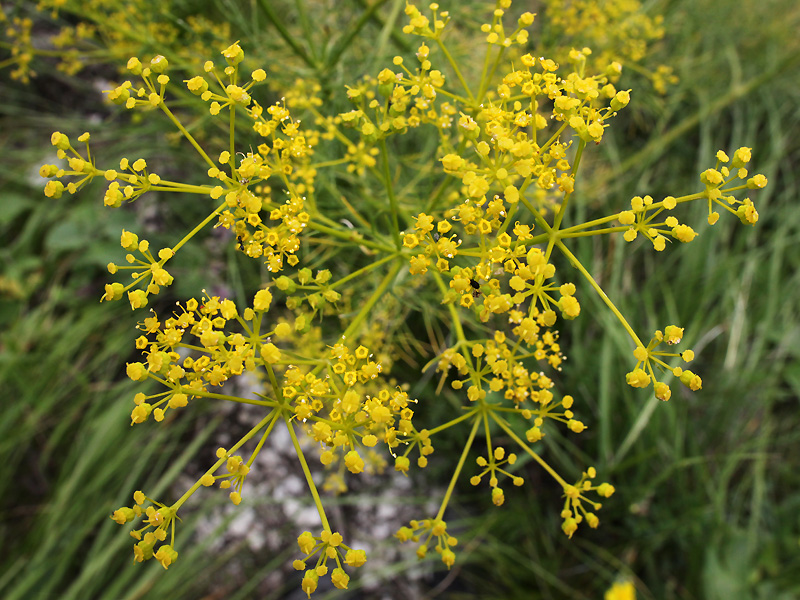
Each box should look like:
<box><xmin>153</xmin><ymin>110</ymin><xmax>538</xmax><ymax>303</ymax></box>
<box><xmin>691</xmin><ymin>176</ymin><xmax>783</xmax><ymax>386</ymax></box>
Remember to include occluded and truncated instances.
<box><xmin>253</xmin><ymin>289</ymin><xmax>273</xmax><ymax>311</ymax></box>
<box><xmin>605</xmin><ymin>580</ymin><xmax>636</xmax><ymax>600</ymax></box>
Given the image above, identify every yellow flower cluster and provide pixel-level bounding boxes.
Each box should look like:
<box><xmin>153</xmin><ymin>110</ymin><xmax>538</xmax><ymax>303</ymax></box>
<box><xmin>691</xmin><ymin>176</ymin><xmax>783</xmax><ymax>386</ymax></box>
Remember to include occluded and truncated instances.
<box><xmin>1</xmin><ymin>12</ymin><xmax>35</xmax><ymax>82</ymax></box>
<box><xmin>541</xmin><ymin>0</ymin><xmax>676</xmax><ymax>93</ymax></box>
<box><xmin>124</xmin><ymin>290</ymin><xmax>285</xmax><ymax>425</ymax></box>
<box><xmin>395</xmin><ymin>518</ymin><xmax>458</xmax><ymax>568</ymax></box>
<box><xmin>560</xmin><ymin>467</ymin><xmax>615</xmax><ymax>538</ymax></box>
<box><xmin>705</xmin><ymin>147</ymin><xmax>765</xmax><ymax>225</ymax></box>
<box><xmin>5</xmin><ymin>0</ymin><xmax>231</xmax><ymax>81</ymax></box>
<box><xmin>104</xmin><ymin>230</ymin><xmax>175</xmax><ymax>309</ymax></box>
<box><xmin>32</xmin><ymin>0</ymin><xmax>770</xmax><ymax>592</ymax></box>
<box><xmin>470</xmin><ymin>446</ymin><xmax>524</xmax><ymax>506</ymax></box>
<box><xmin>285</xmin><ymin>342</ymin><xmax>429</xmax><ymax>479</ymax></box>
<box><xmin>618</xmin><ymin>147</ymin><xmax>766</xmax><ymax>250</ymax></box>
<box><xmin>627</xmin><ymin>326</ymin><xmax>701</xmax><ymax>401</ymax></box>
<box><xmin>294</xmin><ymin>529</ymin><xmax>367</xmax><ymax>596</ymax></box>
<box><xmin>110</xmin><ymin>491</ymin><xmax>178</xmax><ymax>570</ymax></box>
<box><xmin>438</xmin><ymin>330</ymin><xmax>563</xmax><ymax>402</ymax></box>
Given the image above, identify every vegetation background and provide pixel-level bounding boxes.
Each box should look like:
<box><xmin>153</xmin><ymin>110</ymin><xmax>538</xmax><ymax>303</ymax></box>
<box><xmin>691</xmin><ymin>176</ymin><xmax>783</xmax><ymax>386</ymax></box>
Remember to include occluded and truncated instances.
<box><xmin>1</xmin><ymin>0</ymin><xmax>798</xmax><ymax>598</ymax></box>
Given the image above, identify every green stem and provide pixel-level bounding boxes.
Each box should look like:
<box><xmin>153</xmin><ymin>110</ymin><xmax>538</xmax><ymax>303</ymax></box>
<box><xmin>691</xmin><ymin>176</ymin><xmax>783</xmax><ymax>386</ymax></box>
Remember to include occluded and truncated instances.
<box><xmin>555</xmin><ymin>239</ymin><xmax>643</xmax><ymax>347</ymax></box>
<box><xmin>434</xmin><ymin>415</ymin><xmax>481</xmax><ymax>521</ymax></box>
<box><xmin>429</xmin><ymin>270</ymin><xmax>475</xmax><ymax>373</ymax></box>
<box><xmin>285</xmin><ymin>416</ymin><xmax>330</xmax><ymax>530</ymax></box>
<box><xmin>171</xmin><ymin>200</ymin><xmax>228</xmax><ymax>254</ymax></box>
<box><xmin>424</xmin><ymin>138</ymin><xmax>468</xmax><ymax>213</ymax></box>
<box><xmin>539</xmin><ymin>122</ymin><xmax>570</xmax><ymax>154</ymax></box>
<box><xmin>474</xmin><ymin>36</ymin><xmax>495</xmax><ymax>108</ymax></box>
<box><xmin>293</xmin><ymin>0</ymin><xmax>318</xmax><ymax>62</ymax></box>
<box><xmin>430</xmin><ymin>270</ymin><xmax>467</xmax><ymax>345</ymax></box>
<box><xmin>308</xmin><ymin>219</ymin><xmax>395</xmax><ymax>253</ymax></box>
<box><xmin>173</xmin><ymin>409</ymin><xmax>277</xmax><ymax>510</ymax></box>
<box><xmin>158</xmin><ymin>103</ymin><xmax>216</xmax><ymax>170</ymax></box>
<box><xmin>551</xmin><ymin>139</ymin><xmax>586</xmax><ymax>232</ymax></box>
<box><xmin>229</xmin><ymin>100</ymin><xmax>236</xmax><ymax>175</ymax></box>
<box><xmin>340</xmin><ymin>258</ymin><xmax>404</xmax><ymax>341</ymax></box>
<box><xmin>175</xmin><ymin>387</ymin><xmax>277</xmax><ymax>407</ymax></box>
<box><xmin>482</xmin><ymin>409</ymin><xmax>492</xmax><ymax>458</ymax></box>
<box><xmin>491</xmin><ymin>411</ymin><xmax>568</xmax><ymax>488</ymax></box>
<box><xmin>559</xmin><ymin>213</ymin><xmax>625</xmax><ymax>234</ymax></box>
<box><xmin>426</xmin><ymin>406</ymin><xmax>479</xmax><ymax>435</ymax></box>
<box><xmin>247</xmin><ymin>411</ymin><xmax>282</xmax><ymax>467</ymax></box>
<box><xmin>256</xmin><ymin>0</ymin><xmax>317</xmax><ymax>70</ymax></box>
<box><xmin>558</xmin><ymin>191</ymin><xmax>707</xmax><ymax>237</ymax></box>
<box><xmin>329</xmin><ymin>253</ymin><xmax>400</xmax><ymax>290</ymax></box>
<box><xmin>436</xmin><ymin>38</ymin><xmax>475</xmax><ymax>104</ymax></box>
<box><xmin>477</xmin><ymin>44</ymin><xmax>507</xmax><ymax>104</ymax></box>
<box><xmin>264</xmin><ymin>362</ymin><xmax>284</xmax><ymax>404</ymax></box>
<box><xmin>561</xmin><ymin>227</ymin><xmax>628</xmax><ymax>238</ymax></box>
<box><xmin>145</xmin><ymin>183</ymin><xmax>224</xmax><ymax>194</ymax></box>
<box><xmin>378</xmin><ymin>137</ymin><xmax>403</xmax><ymax>249</ymax></box>
<box><xmin>324</xmin><ymin>0</ymin><xmax>392</xmax><ymax>70</ymax></box>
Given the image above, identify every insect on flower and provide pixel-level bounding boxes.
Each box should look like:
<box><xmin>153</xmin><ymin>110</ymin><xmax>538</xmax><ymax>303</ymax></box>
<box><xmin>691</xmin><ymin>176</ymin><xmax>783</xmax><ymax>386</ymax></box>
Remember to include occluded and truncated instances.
<box><xmin>469</xmin><ymin>278</ymin><xmax>482</xmax><ymax>298</ymax></box>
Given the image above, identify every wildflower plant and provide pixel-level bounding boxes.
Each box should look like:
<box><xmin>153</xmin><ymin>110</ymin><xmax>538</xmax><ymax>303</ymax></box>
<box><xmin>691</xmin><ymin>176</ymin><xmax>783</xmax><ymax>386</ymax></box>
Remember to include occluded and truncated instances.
<box><xmin>36</xmin><ymin>0</ymin><xmax>768</xmax><ymax>595</ymax></box>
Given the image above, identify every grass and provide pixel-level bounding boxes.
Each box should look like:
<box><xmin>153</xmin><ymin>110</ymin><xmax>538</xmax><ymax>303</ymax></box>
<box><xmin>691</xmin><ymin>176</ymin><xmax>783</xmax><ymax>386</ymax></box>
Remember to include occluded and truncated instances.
<box><xmin>1</xmin><ymin>0</ymin><xmax>799</xmax><ymax>598</ymax></box>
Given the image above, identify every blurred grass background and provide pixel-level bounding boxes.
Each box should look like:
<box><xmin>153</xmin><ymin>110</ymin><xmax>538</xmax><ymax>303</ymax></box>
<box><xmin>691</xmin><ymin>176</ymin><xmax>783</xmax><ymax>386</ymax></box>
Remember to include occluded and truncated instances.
<box><xmin>1</xmin><ymin>0</ymin><xmax>799</xmax><ymax>598</ymax></box>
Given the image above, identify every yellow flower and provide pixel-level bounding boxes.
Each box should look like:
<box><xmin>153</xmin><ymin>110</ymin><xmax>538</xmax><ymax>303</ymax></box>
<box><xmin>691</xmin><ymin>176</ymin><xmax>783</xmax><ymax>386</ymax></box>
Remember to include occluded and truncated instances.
<box><xmin>654</xmin><ymin>382</ymin><xmax>672</xmax><ymax>401</ymax></box>
<box><xmin>344</xmin><ymin>548</ymin><xmax>367</xmax><ymax>567</ymax></box>
<box><xmin>680</xmin><ymin>370</ymin><xmax>702</xmax><ymax>391</ymax></box>
<box><xmin>260</xmin><ymin>343</ymin><xmax>281</xmax><ymax>363</ymax></box>
<box><xmin>561</xmin><ymin>517</ymin><xmax>577</xmax><ymax>538</ymax></box>
<box><xmin>253</xmin><ymin>289</ymin><xmax>273</xmax><ymax>311</ymax></box>
<box><xmin>559</xmin><ymin>295</ymin><xmax>581</xmax><ymax>319</ymax></box>
<box><xmin>126</xmin><ymin>362</ymin><xmax>148</xmax><ymax>381</ymax></box>
<box><xmin>664</xmin><ymin>325</ymin><xmax>684</xmax><ymax>344</ymax></box>
<box><xmin>441</xmin><ymin>547</ymin><xmax>456</xmax><ymax>568</ymax></box>
<box><xmin>110</xmin><ymin>507</ymin><xmax>135</xmax><ymax>524</ymax></box>
<box><xmin>344</xmin><ymin>450</ymin><xmax>364</xmax><ymax>474</ymax></box>
<box><xmin>440</xmin><ymin>153</ymin><xmax>464</xmax><ymax>172</ymax></box>
<box><xmin>226</xmin><ymin>84</ymin><xmax>251</xmax><ymax>105</ymax></box>
<box><xmin>610</xmin><ymin>89</ymin><xmax>631</xmax><ymax>111</ymax></box>
<box><xmin>701</xmin><ymin>168</ymin><xmax>724</xmax><ymax>186</ymax></box>
<box><xmin>567</xmin><ymin>419</ymin><xmax>586</xmax><ymax>433</ymax></box>
<box><xmin>414</xmin><ymin>212</ymin><xmax>435</xmax><ymax>233</ymax></box>
<box><xmin>605</xmin><ymin>581</ymin><xmax>636</xmax><ymax>600</ymax></box>
<box><xmin>597</xmin><ymin>483</ymin><xmax>616</xmax><ymax>497</ymax></box>
<box><xmin>221</xmin><ymin>41</ymin><xmax>244</xmax><ymax>65</ymax></box>
<box><xmin>403</xmin><ymin>233</ymin><xmax>419</xmax><ymax>248</ymax></box>
<box><xmin>297</xmin><ymin>531</ymin><xmax>316</xmax><ymax>555</ymax></box>
<box><xmin>331</xmin><ymin>567</ymin><xmax>350</xmax><ymax>590</ymax></box>
<box><xmin>731</xmin><ymin>146</ymin><xmax>751</xmax><ymax>168</ymax></box>
<box><xmin>672</xmin><ymin>224</ymin><xmax>697</xmax><ymax>242</ymax></box>
<box><xmin>120</xmin><ymin>229</ymin><xmax>139</xmax><ymax>250</ymax></box>
<box><xmin>301</xmin><ymin>570</ymin><xmax>318</xmax><ymax>598</ymax></box>
<box><xmin>468</xmin><ymin>175</ymin><xmax>490</xmax><ymax>198</ymax></box>
<box><xmin>186</xmin><ymin>75</ymin><xmax>208</xmax><ymax>95</ymax></box>
<box><xmin>154</xmin><ymin>545</ymin><xmax>178</xmax><ymax>569</ymax></box>
<box><xmin>128</xmin><ymin>289</ymin><xmax>148</xmax><ymax>310</ymax></box>
<box><xmin>395</xmin><ymin>456</ymin><xmax>410</xmax><ymax>473</ymax></box>
<box><xmin>626</xmin><ymin>368</ymin><xmax>650</xmax><ymax>388</ymax></box>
